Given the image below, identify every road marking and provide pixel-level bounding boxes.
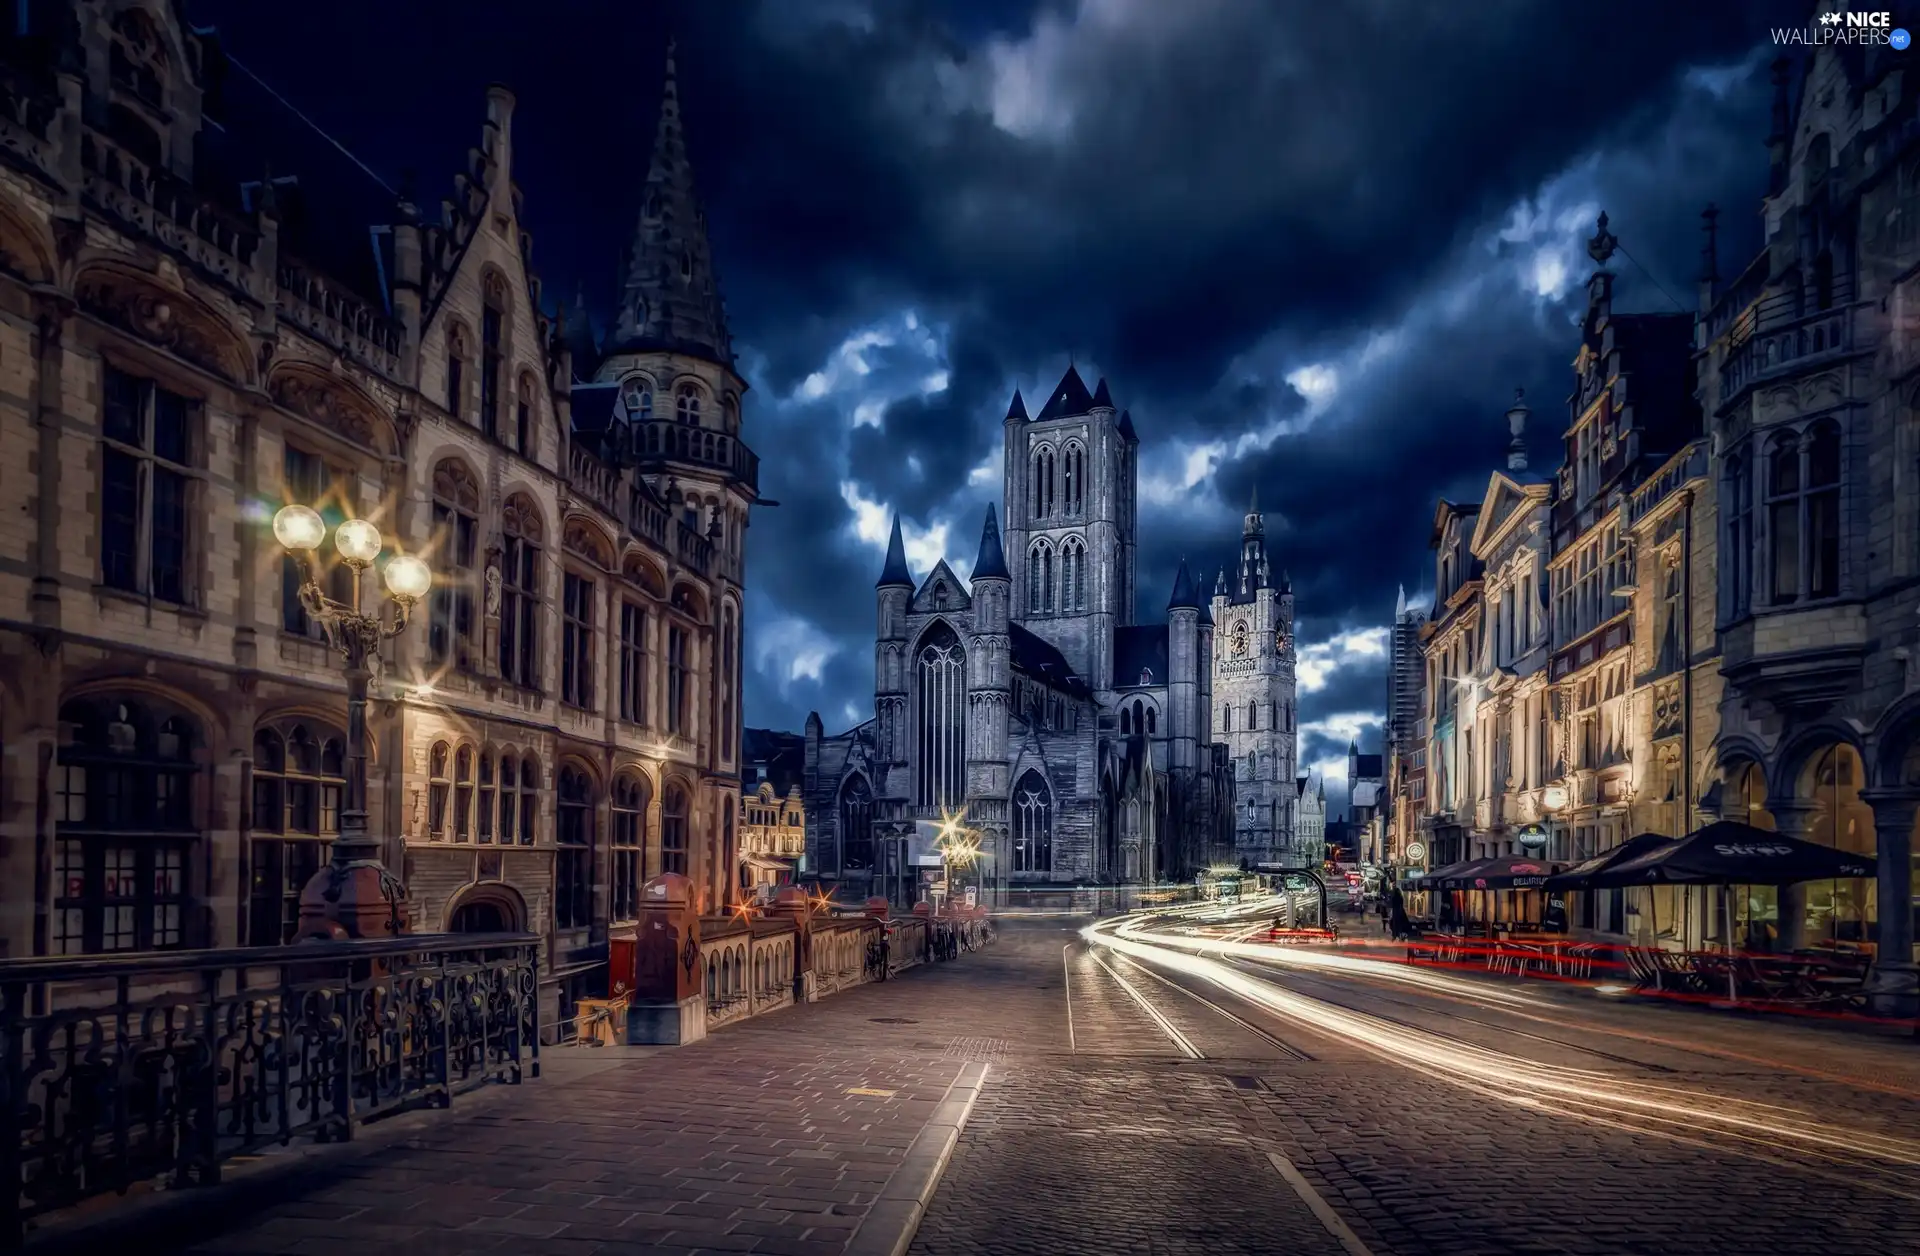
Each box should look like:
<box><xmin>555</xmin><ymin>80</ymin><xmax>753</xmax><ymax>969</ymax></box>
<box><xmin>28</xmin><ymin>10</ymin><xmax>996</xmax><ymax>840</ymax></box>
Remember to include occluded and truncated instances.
<box><xmin>847</xmin><ymin>1087</ymin><xmax>897</xmax><ymax>1097</ymax></box>
<box><xmin>1114</xmin><ymin>952</ymin><xmax>1312</xmax><ymax>1061</ymax></box>
<box><xmin>1062</xmin><ymin>943</ymin><xmax>1078</xmax><ymax>1053</ymax></box>
<box><xmin>1266</xmin><ymin>1151</ymin><xmax>1375</xmax><ymax>1256</ymax></box>
<box><xmin>1090</xmin><ymin>945</ymin><xmax>1203</xmax><ymax>1059</ymax></box>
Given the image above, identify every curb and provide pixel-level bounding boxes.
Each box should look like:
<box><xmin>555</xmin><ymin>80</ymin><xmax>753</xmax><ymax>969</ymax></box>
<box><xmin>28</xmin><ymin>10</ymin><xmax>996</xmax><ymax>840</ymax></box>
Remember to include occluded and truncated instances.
<box><xmin>843</xmin><ymin>1059</ymin><xmax>991</xmax><ymax>1256</ymax></box>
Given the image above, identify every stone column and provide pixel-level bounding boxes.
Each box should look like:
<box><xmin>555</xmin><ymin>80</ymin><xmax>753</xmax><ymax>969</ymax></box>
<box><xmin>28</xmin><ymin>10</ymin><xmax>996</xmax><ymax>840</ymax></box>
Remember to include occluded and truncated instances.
<box><xmin>1862</xmin><ymin>791</ymin><xmax>1918</xmax><ymax>1018</ymax></box>
<box><xmin>1768</xmin><ymin>801</ymin><xmax>1818</xmax><ymax>953</ymax></box>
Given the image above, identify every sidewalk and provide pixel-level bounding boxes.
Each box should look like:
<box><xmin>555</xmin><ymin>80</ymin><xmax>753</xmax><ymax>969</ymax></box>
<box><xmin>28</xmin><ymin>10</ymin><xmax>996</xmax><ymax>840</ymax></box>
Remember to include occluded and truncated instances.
<box><xmin>25</xmin><ymin>959</ymin><xmax>1000</xmax><ymax>1256</ymax></box>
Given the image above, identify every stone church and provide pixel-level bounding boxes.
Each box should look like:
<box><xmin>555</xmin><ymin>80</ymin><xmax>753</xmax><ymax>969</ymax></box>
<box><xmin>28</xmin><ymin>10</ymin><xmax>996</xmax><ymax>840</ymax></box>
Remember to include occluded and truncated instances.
<box><xmin>802</xmin><ymin>366</ymin><xmax>1301</xmax><ymax>901</ymax></box>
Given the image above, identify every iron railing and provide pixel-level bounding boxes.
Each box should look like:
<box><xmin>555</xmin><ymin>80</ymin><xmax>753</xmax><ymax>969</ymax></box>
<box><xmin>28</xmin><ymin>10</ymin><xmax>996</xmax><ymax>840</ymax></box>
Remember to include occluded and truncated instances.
<box><xmin>0</xmin><ymin>932</ymin><xmax>539</xmax><ymax>1245</ymax></box>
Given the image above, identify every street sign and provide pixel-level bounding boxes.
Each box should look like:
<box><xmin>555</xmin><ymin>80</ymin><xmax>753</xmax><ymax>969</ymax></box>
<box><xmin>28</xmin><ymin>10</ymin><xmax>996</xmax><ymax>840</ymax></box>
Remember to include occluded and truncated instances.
<box><xmin>964</xmin><ymin>886</ymin><xmax>978</xmax><ymax>909</ymax></box>
<box><xmin>1405</xmin><ymin>841</ymin><xmax>1426</xmax><ymax>863</ymax></box>
<box><xmin>1518</xmin><ymin>824</ymin><xmax>1549</xmax><ymax>851</ymax></box>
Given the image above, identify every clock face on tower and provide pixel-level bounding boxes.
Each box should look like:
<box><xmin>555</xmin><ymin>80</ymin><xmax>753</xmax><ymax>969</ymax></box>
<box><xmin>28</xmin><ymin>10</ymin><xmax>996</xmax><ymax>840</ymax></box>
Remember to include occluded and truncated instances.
<box><xmin>1231</xmin><ymin>621</ymin><xmax>1249</xmax><ymax>657</ymax></box>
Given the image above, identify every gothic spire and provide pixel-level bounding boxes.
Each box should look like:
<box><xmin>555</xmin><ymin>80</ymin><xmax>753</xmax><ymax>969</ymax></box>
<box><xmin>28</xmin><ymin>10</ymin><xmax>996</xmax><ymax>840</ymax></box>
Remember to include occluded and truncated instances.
<box><xmin>608</xmin><ymin>42</ymin><xmax>733</xmax><ymax>365</ymax></box>
<box><xmin>972</xmin><ymin>504</ymin><xmax>1010</xmax><ymax>582</ymax></box>
<box><xmin>1004</xmin><ymin>388</ymin><xmax>1028</xmax><ymax>422</ymax></box>
<box><xmin>876</xmin><ymin>515</ymin><xmax>913</xmax><ymax>588</ymax></box>
<box><xmin>1167</xmin><ymin>559</ymin><xmax>1200</xmax><ymax>611</ymax></box>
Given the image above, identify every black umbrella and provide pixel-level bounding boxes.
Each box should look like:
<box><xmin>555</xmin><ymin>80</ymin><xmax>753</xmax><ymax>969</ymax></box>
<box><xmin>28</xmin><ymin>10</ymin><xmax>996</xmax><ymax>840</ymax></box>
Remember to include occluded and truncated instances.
<box><xmin>1417</xmin><ymin>858</ymin><xmax>1489</xmax><ymax>890</ymax></box>
<box><xmin>1586</xmin><ymin>820</ymin><xmax>1874</xmax><ymax>888</ymax></box>
<box><xmin>1542</xmin><ymin>831</ymin><xmax>1679</xmax><ymax>892</ymax></box>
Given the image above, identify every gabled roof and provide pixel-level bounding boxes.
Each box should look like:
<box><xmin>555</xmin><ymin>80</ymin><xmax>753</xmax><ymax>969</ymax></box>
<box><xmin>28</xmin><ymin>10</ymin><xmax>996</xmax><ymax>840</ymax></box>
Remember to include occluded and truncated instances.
<box><xmin>912</xmin><ymin>559</ymin><xmax>971</xmax><ymax>612</ymax></box>
<box><xmin>1009</xmin><ymin>624</ymin><xmax>1090</xmax><ymax>697</ymax></box>
<box><xmin>1429</xmin><ymin>498</ymin><xmax>1483</xmax><ymax>548</ymax></box>
<box><xmin>1113</xmin><ymin>625</ymin><xmax>1169</xmax><ymax>688</ymax></box>
<box><xmin>1469</xmin><ymin>471</ymin><xmax>1551</xmax><ymax>558</ymax></box>
<box><xmin>1035</xmin><ymin>365</ymin><xmax>1096</xmax><ymax>421</ymax></box>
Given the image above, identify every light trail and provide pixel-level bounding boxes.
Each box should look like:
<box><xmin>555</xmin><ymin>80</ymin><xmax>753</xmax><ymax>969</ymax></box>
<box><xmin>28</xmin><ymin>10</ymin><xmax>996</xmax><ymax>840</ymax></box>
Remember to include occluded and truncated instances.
<box><xmin>1087</xmin><ymin>916</ymin><xmax>1920</xmax><ymax>1193</ymax></box>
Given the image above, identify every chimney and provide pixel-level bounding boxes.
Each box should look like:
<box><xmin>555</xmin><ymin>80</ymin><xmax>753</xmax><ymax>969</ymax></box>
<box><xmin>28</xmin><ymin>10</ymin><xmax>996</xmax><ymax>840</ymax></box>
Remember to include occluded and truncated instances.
<box><xmin>1505</xmin><ymin>388</ymin><xmax>1529</xmax><ymax>472</ymax></box>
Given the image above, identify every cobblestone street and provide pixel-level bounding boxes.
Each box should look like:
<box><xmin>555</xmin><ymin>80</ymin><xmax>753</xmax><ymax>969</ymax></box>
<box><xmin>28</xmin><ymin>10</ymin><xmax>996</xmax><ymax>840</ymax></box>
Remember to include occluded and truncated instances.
<box><xmin>34</xmin><ymin>917</ymin><xmax>1920</xmax><ymax>1256</ymax></box>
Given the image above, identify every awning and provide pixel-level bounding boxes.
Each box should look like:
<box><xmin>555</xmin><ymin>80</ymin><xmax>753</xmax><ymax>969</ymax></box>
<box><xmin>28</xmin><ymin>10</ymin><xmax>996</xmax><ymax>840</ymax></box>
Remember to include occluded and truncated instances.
<box><xmin>1543</xmin><ymin>831</ymin><xmax>1677</xmax><ymax>892</ymax></box>
<box><xmin>1442</xmin><ymin>856</ymin><xmax>1564</xmax><ymax>890</ymax></box>
<box><xmin>740</xmin><ymin>854</ymin><xmax>793</xmax><ymax>874</ymax></box>
<box><xmin>1413</xmin><ymin>858</ymin><xmax>1488</xmax><ymax>890</ymax></box>
<box><xmin>1584</xmin><ymin>820</ymin><xmax>1874</xmax><ymax>888</ymax></box>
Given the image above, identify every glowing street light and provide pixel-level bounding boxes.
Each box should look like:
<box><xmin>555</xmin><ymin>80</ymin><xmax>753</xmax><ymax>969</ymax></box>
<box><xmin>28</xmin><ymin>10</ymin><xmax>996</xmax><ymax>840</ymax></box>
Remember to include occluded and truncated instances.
<box><xmin>271</xmin><ymin>504</ymin><xmax>433</xmax><ymax>940</ymax></box>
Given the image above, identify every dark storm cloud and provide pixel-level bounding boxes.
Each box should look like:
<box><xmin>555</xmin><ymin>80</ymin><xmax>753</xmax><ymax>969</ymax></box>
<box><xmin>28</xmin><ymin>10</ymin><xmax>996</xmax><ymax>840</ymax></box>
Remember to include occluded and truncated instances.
<box><xmin>185</xmin><ymin>0</ymin><xmax>1812</xmax><ymax>737</ymax></box>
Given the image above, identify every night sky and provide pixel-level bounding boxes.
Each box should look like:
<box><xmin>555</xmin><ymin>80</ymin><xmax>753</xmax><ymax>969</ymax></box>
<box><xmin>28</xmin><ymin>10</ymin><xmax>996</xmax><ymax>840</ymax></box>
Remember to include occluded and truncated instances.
<box><xmin>191</xmin><ymin>0</ymin><xmax>1809</xmax><ymax>812</ymax></box>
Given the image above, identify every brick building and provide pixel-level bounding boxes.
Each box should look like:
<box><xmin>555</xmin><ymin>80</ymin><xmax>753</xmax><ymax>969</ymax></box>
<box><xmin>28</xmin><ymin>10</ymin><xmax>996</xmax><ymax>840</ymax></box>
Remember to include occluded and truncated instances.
<box><xmin>0</xmin><ymin>6</ymin><xmax>755</xmax><ymax>1026</ymax></box>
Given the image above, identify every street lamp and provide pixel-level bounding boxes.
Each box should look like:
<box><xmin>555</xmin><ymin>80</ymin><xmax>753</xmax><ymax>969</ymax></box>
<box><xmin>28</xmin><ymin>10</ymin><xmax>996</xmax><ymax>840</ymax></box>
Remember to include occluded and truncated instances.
<box><xmin>1540</xmin><ymin>783</ymin><xmax>1570</xmax><ymax>861</ymax></box>
<box><xmin>272</xmin><ymin>504</ymin><xmax>433</xmax><ymax>940</ymax></box>
<box><xmin>934</xmin><ymin>808</ymin><xmax>981</xmax><ymax>911</ymax></box>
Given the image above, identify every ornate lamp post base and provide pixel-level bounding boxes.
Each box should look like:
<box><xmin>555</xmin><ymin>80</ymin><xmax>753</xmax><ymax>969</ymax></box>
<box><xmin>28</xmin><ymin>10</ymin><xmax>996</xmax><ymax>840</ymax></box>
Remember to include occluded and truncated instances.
<box><xmin>296</xmin><ymin>845</ymin><xmax>412</xmax><ymax>941</ymax></box>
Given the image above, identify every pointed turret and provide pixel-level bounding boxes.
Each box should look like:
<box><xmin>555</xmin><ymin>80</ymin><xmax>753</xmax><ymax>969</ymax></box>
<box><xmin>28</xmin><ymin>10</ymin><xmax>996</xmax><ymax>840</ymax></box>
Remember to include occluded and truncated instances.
<box><xmin>563</xmin><ymin>286</ymin><xmax>600</xmax><ymax>383</ymax></box>
<box><xmin>972</xmin><ymin>504</ymin><xmax>1010</xmax><ymax>582</ymax></box>
<box><xmin>876</xmin><ymin>516</ymin><xmax>913</xmax><ymax>588</ymax></box>
<box><xmin>1505</xmin><ymin>388</ymin><xmax>1529</xmax><ymax>473</ymax></box>
<box><xmin>608</xmin><ymin>42</ymin><xmax>732</xmax><ymax>364</ymax></box>
<box><xmin>1035</xmin><ymin>364</ymin><xmax>1096</xmax><ymax>420</ymax></box>
<box><xmin>1091</xmin><ymin>377</ymin><xmax>1114</xmax><ymax>410</ymax></box>
<box><xmin>1117</xmin><ymin>409</ymin><xmax>1137</xmax><ymax>443</ymax></box>
<box><xmin>1004</xmin><ymin>388</ymin><xmax>1028</xmax><ymax>422</ymax></box>
<box><xmin>1167</xmin><ymin>559</ymin><xmax>1200</xmax><ymax>611</ymax></box>
<box><xmin>1395</xmin><ymin>583</ymin><xmax>1408</xmax><ymax>617</ymax></box>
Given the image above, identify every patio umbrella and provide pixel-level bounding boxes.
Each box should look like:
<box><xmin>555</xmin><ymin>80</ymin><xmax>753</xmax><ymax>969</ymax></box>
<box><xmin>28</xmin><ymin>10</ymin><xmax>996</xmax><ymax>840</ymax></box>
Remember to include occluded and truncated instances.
<box><xmin>1422</xmin><ymin>858</ymin><xmax>1491</xmax><ymax>890</ymax></box>
<box><xmin>1542</xmin><ymin>831</ymin><xmax>1679</xmax><ymax>892</ymax></box>
<box><xmin>1586</xmin><ymin>820</ymin><xmax>1874</xmax><ymax>888</ymax></box>
<box><xmin>1445</xmin><ymin>856</ymin><xmax>1564</xmax><ymax>890</ymax></box>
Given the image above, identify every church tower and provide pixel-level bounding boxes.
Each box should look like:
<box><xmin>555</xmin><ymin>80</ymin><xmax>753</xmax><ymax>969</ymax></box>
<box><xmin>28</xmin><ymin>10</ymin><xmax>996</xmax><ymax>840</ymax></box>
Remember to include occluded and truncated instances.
<box><xmin>874</xmin><ymin>516</ymin><xmax>913</xmax><ymax>773</ymax></box>
<box><xmin>1210</xmin><ymin>494</ymin><xmax>1299</xmax><ymax>866</ymax></box>
<box><xmin>1004</xmin><ymin>365</ymin><xmax>1138</xmax><ymax>691</ymax></box>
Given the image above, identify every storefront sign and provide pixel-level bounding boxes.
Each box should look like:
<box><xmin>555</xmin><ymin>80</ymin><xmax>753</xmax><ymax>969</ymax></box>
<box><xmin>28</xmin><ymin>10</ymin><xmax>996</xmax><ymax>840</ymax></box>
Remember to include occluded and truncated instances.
<box><xmin>1517</xmin><ymin>824</ymin><xmax>1549</xmax><ymax>851</ymax></box>
<box><xmin>1404</xmin><ymin>841</ymin><xmax>1426</xmax><ymax>864</ymax></box>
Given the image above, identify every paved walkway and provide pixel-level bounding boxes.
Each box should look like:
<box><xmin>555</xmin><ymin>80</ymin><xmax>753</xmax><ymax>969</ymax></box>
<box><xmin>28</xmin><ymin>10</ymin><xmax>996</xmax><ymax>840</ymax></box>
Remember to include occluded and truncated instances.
<box><xmin>28</xmin><ymin>956</ymin><xmax>1002</xmax><ymax>1256</ymax></box>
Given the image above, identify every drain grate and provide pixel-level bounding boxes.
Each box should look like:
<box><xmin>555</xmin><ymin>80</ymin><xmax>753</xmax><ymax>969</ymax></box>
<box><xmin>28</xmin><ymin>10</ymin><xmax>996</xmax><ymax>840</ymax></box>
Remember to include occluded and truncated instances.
<box><xmin>869</xmin><ymin>1016</ymin><xmax>919</xmax><ymax>1024</ymax></box>
<box><xmin>1228</xmin><ymin>1075</ymin><xmax>1267</xmax><ymax>1091</ymax></box>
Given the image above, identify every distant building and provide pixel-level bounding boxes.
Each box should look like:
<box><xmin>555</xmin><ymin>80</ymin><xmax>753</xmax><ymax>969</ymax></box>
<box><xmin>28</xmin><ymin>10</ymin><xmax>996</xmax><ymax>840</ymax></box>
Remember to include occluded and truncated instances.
<box><xmin>802</xmin><ymin>368</ymin><xmax>1237</xmax><ymax>904</ymax></box>
<box><xmin>1382</xmin><ymin>588</ymin><xmax>1429</xmax><ymax>871</ymax></box>
<box><xmin>1346</xmin><ymin>741</ymin><xmax>1384</xmax><ymax>861</ymax></box>
<box><xmin>1294</xmin><ymin>774</ymin><xmax>1327</xmax><ymax>865</ymax></box>
<box><xmin>740</xmin><ymin>730</ymin><xmax>806</xmax><ymax>900</ymax></box>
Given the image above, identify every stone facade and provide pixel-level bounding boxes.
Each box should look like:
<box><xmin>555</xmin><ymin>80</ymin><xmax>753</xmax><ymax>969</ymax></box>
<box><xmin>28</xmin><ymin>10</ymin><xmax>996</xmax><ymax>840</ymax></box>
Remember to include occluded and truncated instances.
<box><xmin>1208</xmin><ymin>500</ymin><xmax>1303</xmax><ymax>865</ymax></box>
<box><xmin>739</xmin><ymin>727</ymin><xmax>805</xmax><ymax>899</ymax></box>
<box><xmin>801</xmin><ymin>367</ymin><xmax>1238</xmax><ymax>902</ymax></box>
<box><xmin>0</xmin><ymin>7</ymin><xmax>753</xmax><ymax>1028</ymax></box>
<box><xmin>1697</xmin><ymin>46</ymin><xmax>1920</xmax><ymax>983</ymax></box>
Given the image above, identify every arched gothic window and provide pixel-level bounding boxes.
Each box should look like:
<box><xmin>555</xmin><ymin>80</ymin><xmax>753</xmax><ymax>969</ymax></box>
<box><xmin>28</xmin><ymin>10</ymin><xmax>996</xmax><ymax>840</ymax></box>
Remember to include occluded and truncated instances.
<box><xmin>661</xmin><ymin>782</ymin><xmax>690</xmax><ymax>876</ymax></box>
<box><xmin>1146</xmin><ymin>707</ymin><xmax>1157</xmax><ymax>735</ymax></box>
<box><xmin>1765</xmin><ymin>423</ymin><xmax>1844</xmax><ymax>605</ymax></box>
<box><xmin>1028</xmin><ymin>541</ymin><xmax>1055</xmax><ymax>614</ymax></box>
<box><xmin>840</xmin><ymin>775</ymin><xmax>874</xmax><ymax>871</ymax></box>
<box><xmin>622</xmin><ymin>376</ymin><xmax>654</xmax><ymax>420</ymax></box>
<box><xmin>556</xmin><ymin>767</ymin><xmax>595</xmax><ymax>928</ymax></box>
<box><xmin>431</xmin><ymin>459</ymin><xmax>480</xmax><ymax>669</ymax></box>
<box><xmin>500</xmin><ymin>495</ymin><xmax>542</xmax><ymax>688</ymax></box>
<box><xmin>454</xmin><ymin>745</ymin><xmax>475</xmax><ymax>841</ymax></box>
<box><xmin>1060</xmin><ymin>536</ymin><xmax>1087</xmax><ymax>613</ymax></box>
<box><xmin>428</xmin><ymin>742</ymin><xmax>451</xmax><ymax>838</ymax></box>
<box><xmin>1012</xmin><ymin>770</ymin><xmax>1052</xmax><ymax>874</ymax></box>
<box><xmin>447</xmin><ymin>323</ymin><xmax>470</xmax><ymax>420</ymax></box>
<box><xmin>1063</xmin><ymin>441</ymin><xmax>1084</xmax><ymax>514</ymax></box>
<box><xmin>915</xmin><ymin>623</ymin><xmax>967</xmax><ymax>809</ymax></box>
<box><xmin>612</xmin><ymin>775</ymin><xmax>648</xmax><ymax>921</ymax></box>
<box><xmin>515</xmin><ymin>372</ymin><xmax>538</xmax><ymax>455</ymax></box>
<box><xmin>1247</xmin><ymin>702</ymin><xmax>1258</xmax><ymax>730</ymax></box>
<box><xmin>55</xmin><ymin>699</ymin><xmax>198</xmax><ymax>953</ymax></box>
<box><xmin>480</xmin><ymin>274</ymin><xmax>506</xmax><ymax>440</ymax></box>
<box><xmin>246</xmin><ymin>718</ymin><xmax>342</xmax><ymax>946</ymax></box>
<box><xmin>516</xmin><ymin>755</ymin><xmax>538</xmax><ymax>845</ymax></box>
<box><xmin>676</xmin><ymin>383</ymin><xmax>702</xmax><ymax>426</ymax></box>
<box><xmin>1032</xmin><ymin>446</ymin><xmax>1056</xmax><ymax>519</ymax></box>
<box><xmin>1121</xmin><ymin>706</ymin><xmax>1132</xmax><ymax>735</ymax></box>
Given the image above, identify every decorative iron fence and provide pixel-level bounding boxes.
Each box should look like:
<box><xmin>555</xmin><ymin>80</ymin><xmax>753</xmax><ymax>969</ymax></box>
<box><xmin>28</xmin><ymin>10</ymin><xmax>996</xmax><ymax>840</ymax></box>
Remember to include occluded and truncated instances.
<box><xmin>0</xmin><ymin>932</ymin><xmax>539</xmax><ymax>1245</ymax></box>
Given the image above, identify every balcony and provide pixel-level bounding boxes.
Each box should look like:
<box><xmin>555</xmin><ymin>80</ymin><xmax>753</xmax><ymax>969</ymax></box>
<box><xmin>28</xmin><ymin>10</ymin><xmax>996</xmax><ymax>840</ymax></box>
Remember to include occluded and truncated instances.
<box><xmin>276</xmin><ymin>260</ymin><xmax>405</xmax><ymax>378</ymax></box>
<box><xmin>631</xmin><ymin>420</ymin><xmax>760</xmax><ymax>496</ymax></box>
<box><xmin>1718</xmin><ymin>281</ymin><xmax>1861</xmax><ymax>409</ymax></box>
<box><xmin>1718</xmin><ymin>606</ymin><xmax>1868</xmax><ymax>711</ymax></box>
<box><xmin>0</xmin><ymin>933</ymin><xmax>538</xmax><ymax>1242</ymax></box>
<box><xmin>78</xmin><ymin>131</ymin><xmax>262</xmax><ymax>300</ymax></box>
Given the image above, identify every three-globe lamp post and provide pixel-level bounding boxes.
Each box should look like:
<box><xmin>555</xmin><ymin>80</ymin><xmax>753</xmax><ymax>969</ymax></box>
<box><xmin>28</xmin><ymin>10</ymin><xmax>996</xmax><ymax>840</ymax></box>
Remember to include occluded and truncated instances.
<box><xmin>271</xmin><ymin>504</ymin><xmax>433</xmax><ymax>941</ymax></box>
<box><xmin>935</xmin><ymin>812</ymin><xmax>983</xmax><ymax>913</ymax></box>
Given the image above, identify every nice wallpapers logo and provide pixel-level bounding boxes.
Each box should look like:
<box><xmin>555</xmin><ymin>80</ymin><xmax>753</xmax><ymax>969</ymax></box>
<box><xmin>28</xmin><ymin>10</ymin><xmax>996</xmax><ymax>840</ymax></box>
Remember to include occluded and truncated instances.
<box><xmin>1775</xmin><ymin>10</ymin><xmax>1911</xmax><ymax>47</ymax></box>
